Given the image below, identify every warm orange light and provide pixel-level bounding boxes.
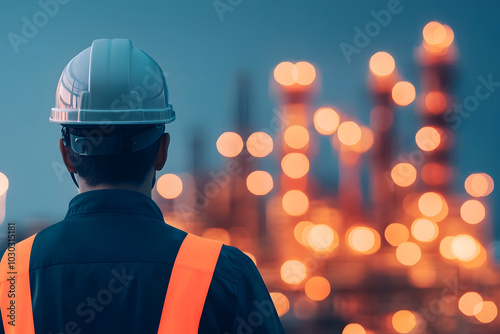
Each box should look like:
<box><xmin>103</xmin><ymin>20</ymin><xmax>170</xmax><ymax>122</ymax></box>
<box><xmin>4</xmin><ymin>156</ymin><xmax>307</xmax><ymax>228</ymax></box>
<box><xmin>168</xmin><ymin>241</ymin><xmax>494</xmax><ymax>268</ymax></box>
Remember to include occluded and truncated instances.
<box><xmin>244</xmin><ymin>252</ymin><xmax>257</xmax><ymax>265</ymax></box>
<box><xmin>202</xmin><ymin>228</ymin><xmax>231</xmax><ymax>244</ymax></box>
<box><xmin>246</xmin><ymin>132</ymin><xmax>273</xmax><ymax>158</ymax></box>
<box><xmin>293</xmin><ymin>62</ymin><xmax>316</xmax><ymax>85</ymax></box>
<box><xmin>369</xmin><ymin>52</ymin><xmax>395</xmax><ymax>77</ymax></box>
<box><xmin>418</xmin><ymin>192</ymin><xmax>444</xmax><ymax>217</ymax></box>
<box><xmin>392</xmin><ymin>81</ymin><xmax>416</xmax><ymax>106</ymax></box>
<box><xmin>465</xmin><ymin>173</ymin><xmax>494</xmax><ymax>197</ymax></box>
<box><xmin>392</xmin><ymin>310</ymin><xmax>416</xmax><ymax>333</ymax></box>
<box><xmin>281</xmin><ymin>260</ymin><xmax>307</xmax><ymax>284</ymax></box>
<box><xmin>284</xmin><ymin>125</ymin><xmax>310</xmax><ymax>149</ymax></box>
<box><xmin>409</xmin><ymin>264</ymin><xmax>436</xmax><ymax>288</ymax></box>
<box><xmin>423</xmin><ymin>22</ymin><xmax>447</xmax><ymax>46</ymax></box>
<box><xmin>216</xmin><ymin>132</ymin><xmax>244</xmax><ymax>157</ymax></box>
<box><xmin>452</xmin><ymin>235</ymin><xmax>480</xmax><ymax>262</ymax></box>
<box><xmin>274</xmin><ymin>61</ymin><xmax>316</xmax><ymax>86</ymax></box>
<box><xmin>439</xmin><ymin>236</ymin><xmax>456</xmax><ymax>260</ymax></box>
<box><xmin>391</xmin><ymin>163</ymin><xmax>417</xmax><ymax>187</ymax></box>
<box><xmin>314</xmin><ymin>107</ymin><xmax>341</xmax><ymax>135</ymax></box>
<box><xmin>396</xmin><ymin>242</ymin><xmax>421</xmax><ymax>266</ymax></box>
<box><xmin>421</xmin><ymin>162</ymin><xmax>452</xmax><ymax>186</ymax></box>
<box><xmin>281</xmin><ymin>153</ymin><xmax>310</xmax><ymax>179</ymax></box>
<box><xmin>308</xmin><ymin>224</ymin><xmax>339</xmax><ymax>252</ymax></box>
<box><xmin>459</xmin><ymin>292</ymin><xmax>483</xmax><ymax>316</ymax></box>
<box><xmin>294</xmin><ymin>221</ymin><xmax>314</xmax><ymax>246</ymax></box>
<box><xmin>425</xmin><ymin>91</ymin><xmax>447</xmax><ymax>114</ymax></box>
<box><xmin>282</xmin><ymin>190</ymin><xmax>309</xmax><ymax>216</ymax></box>
<box><xmin>475</xmin><ymin>301</ymin><xmax>498</xmax><ymax>323</ymax></box>
<box><xmin>460</xmin><ymin>200</ymin><xmax>485</xmax><ymax>225</ymax></box>
<box><xmin>342</xmin><ymin>323</ymin><xmax>366</xmax><ymax>334</ymax></box>
<box><xmin>415</xmin><ymin>126</ymin><xmax>441</xmax><ymax>151</ymax></box>
<box><xmin>347</xmin><ymin>227</ymin><xmax>381</xmax><ymax>255</ymax></box>
<box><xmin>351</xmin><ymin>126</ymin><xmax>374</xmax><ymax>153</ymax></box>
<box><xmin>0</xmin><ymin>172</ymin><xmax>8</xmax><ymax>196</ymax></box>
<box><xmin>246</xmin><ymin>171</ymin><xmax>273</xmax><ymax>196</ymax></box>
<box><xmin>337</xmin><ymin>121</ymin><xmax>362</xmax><ymax>146</ymax></box>
<box><xmin>270</xmin><ymin>292</ymin><xmax>290</xmax><ymax>317</ymax></box>
<box><xmin>385</xmin><ymin>223</ymin><xmax>410</xmax><ymax>247</ymax></box>
<box><xmin>274</xmin><ymin>62</ymin><xmax>295</xmax><ymax>86</ymax></box>
<box><xmin>423</xmin><ymin>22</ymin><xmax>454</xmax><ymax>51</ymax></box>
<box><xmin>411</xmin><ymin>218</ymin><xmax>439</xmax><ymax>242</ymax></box>
<box><xmin>304</xmin><ymin>276</ymin><xmax>331</xmax><ymax>301</ymax></box>
<box><xmin>157</xmin><ymin>174</ymin><xmax>183</xmax><ymax>199</ymax></box>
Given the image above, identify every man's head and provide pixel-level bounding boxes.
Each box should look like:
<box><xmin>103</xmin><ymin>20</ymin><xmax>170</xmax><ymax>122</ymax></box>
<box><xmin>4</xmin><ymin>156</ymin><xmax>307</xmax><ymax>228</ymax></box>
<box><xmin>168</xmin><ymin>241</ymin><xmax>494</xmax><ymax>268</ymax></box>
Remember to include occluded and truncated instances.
<box><xmin>59</xmin><ymin>125</ymin><xmax>170</xmax><ymax>191</ymax></box>
<box><xmin>50</xmin><ymin>39</ymin><xmax>175</xmax><ymax>195</ymax></box>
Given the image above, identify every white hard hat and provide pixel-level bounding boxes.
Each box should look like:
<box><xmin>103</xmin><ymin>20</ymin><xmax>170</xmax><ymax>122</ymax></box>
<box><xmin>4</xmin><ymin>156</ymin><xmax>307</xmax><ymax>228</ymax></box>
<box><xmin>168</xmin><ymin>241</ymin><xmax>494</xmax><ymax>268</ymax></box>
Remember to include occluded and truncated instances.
<box><xmin>50</xmin><ymin>39</ymin><xmax>175</xmax><ymax>125</ymax></box>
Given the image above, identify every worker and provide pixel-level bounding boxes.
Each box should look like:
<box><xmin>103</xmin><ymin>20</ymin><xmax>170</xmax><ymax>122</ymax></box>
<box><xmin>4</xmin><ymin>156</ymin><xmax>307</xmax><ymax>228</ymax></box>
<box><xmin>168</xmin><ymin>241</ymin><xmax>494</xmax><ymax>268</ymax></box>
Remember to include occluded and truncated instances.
<box><xmin>0</xmin><ymin>39</ymin><xmax>285</xmax><ymax>334</ymax></box>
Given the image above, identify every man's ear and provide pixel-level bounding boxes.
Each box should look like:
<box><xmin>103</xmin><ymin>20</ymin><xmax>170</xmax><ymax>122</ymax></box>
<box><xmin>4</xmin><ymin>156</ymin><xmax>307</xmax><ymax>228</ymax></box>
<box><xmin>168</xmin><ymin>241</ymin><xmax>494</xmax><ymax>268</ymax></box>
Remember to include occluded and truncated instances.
<box><xmin>154</xmin><ymin>133</ymin><xmax>170</xmax><ymax>171</ymax></box>
<box><xmin>59</xmin><ymin>138</ymin><xmax>77</xmax><ymax>173</ymax></box>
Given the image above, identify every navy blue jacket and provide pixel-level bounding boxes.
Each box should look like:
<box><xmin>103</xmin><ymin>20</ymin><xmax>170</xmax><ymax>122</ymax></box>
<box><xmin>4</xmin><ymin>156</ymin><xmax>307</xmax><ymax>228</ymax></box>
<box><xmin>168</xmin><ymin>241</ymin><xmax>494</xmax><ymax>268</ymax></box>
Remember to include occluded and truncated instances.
<box><xmin>0</xmin><ymin>189</ymin><xmax>285</xmax><ymax>333</ymax></box>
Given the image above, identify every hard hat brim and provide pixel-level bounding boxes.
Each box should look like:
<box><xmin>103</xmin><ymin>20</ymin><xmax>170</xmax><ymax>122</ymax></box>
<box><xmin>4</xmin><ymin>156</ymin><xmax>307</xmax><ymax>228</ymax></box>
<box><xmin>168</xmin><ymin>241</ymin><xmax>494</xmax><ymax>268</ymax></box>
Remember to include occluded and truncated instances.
<box><xmin>49</xmin><ymin>106</ymin><xmax>175</xmax><ymax>125</ymax></box>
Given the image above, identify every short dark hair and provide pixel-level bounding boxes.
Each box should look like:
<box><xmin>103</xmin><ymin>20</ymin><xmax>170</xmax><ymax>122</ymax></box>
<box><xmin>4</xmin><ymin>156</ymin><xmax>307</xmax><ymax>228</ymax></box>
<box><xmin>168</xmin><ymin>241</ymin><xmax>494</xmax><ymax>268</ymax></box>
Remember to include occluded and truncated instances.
<box><xmin>64</xmin><ymin>125</ymin><xmax>162</xmax><ymax>186</ymax></box>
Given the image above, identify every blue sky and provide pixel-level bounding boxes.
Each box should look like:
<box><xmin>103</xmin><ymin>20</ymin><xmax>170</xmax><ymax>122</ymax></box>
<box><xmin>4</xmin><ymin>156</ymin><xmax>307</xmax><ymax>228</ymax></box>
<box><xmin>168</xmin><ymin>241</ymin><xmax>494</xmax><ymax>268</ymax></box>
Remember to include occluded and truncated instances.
<box><xmin>0</xmin><ymin>0</ymin><xmax>499</xmax><ymax>235</ymax></box>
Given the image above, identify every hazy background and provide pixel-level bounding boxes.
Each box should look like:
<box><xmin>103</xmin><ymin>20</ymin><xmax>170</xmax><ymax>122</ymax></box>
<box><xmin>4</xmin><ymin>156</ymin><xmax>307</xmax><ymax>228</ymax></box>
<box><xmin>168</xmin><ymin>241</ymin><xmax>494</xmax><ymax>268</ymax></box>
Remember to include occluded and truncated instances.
<box><xmin>0</xmin><ymin>0</ymin><xmax>498</xmax><ymax>235</ymax></box>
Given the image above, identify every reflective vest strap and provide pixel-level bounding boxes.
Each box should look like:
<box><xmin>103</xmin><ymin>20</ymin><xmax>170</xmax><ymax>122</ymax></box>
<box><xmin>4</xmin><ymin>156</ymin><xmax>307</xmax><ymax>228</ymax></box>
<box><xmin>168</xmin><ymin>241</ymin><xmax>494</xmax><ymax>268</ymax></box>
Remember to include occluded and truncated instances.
<box><xmin>0</xmin><ymin>234</ymin><xmax>37</xmax><ymax>334</ymax></box>
<box><xmin>157</xmin><ymin>234</ymin><xmax>223</xmax><ymax>334</ymax></box>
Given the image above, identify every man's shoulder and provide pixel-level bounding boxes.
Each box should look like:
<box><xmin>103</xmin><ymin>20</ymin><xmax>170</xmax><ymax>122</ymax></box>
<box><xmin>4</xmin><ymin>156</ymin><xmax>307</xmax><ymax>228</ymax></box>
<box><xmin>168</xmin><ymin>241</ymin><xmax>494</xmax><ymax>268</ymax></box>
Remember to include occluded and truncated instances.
<box><xmin>213</xmin><ymin>244</ymin><xmax>257</xmax><ymax>282</ymax></box>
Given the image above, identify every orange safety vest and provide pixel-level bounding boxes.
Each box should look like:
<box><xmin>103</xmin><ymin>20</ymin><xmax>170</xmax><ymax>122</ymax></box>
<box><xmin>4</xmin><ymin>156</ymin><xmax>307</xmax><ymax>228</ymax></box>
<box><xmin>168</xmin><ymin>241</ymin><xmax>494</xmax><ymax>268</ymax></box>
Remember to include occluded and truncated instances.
<box><xmin>0</xmin><ymin>233</ymin><xmax>222</xmax><ymax>334</ymax></box>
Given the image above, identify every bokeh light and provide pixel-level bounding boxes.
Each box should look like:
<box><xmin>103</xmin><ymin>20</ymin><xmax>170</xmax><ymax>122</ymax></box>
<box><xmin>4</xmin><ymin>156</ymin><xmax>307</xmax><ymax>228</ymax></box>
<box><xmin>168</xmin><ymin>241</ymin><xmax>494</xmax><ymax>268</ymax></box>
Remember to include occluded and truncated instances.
<box><xmin>217</xmin><ymin>132</ymin><xmax>244</xmax><ymax>157</ymax></box>
<box><xmin>415</xmin><ymin>126</ymin><xmax>441</xmax><ymax>151</ymax></box>
<box><xmin>282</xmin><ymin>190</ymin><xmax>309</xmax><ymax>216</ymax></box>
<box><xmin>157</xmin><ymin>174</ymin><xmax>183</xmax><ymax>199</ymax></box>
<box><xmin>347</xmin><ymin>227</ymin><xmax>381</xmax><ymax>255</ymax></box>
<box><xmin>423</xmin><ymin>21</ymin><xmax>454</xmax><ymax>51</ymax></box>
<box><xmin>411</xmin><ymin>218</ymin><xmax>439</xmax><ymax>242</ymax></box>
<box><xmin>294</xmin><ymin>221</ymin><xmax>314</xmax><ymax>246</ymax></box>
<box><xmin>202</xmin><ymin>228</ymin><xmax>231</xmax><ymax>244</ymax></box>
<box><xmin>270</xmin><ymin>292</ymin><xmax>290</xmax><ymax>317</ymax></box>
<box><xmin>460</xmin><ymin>200</ymin><xmax>485</xmax><ymax>225</ymax></box>
<box><xmin>308</xmin><ymin>224</ymin><xmax>339</xmax><ymax>252</ymax></box>
<box><xmin>369</xmin><ymin>52</ymin><xmax>395</xmax><ymax>77</ymax></box>
<box><xmin>396</xmin><ymin>242</ymin><xmax>422</xmax><ymax>266</ymax></box>
<box><xmin>314</xmin><ymin>107</ymin><xmax>341</xmax><ymax>135</ymax></box>
<box><xmin>281</xmin><ymin>153</ymin><xmax>310</xmax><ymax>179</ymax></box>
<box><xmin>0</xmin><ymin>172</ymin><xmax>8</xmax><ymax>196</ymax></box>
<box><xmin>425</xmin><ymin>91</ymin><xmax>447</xmax><ymax>114</ymax></box>
<box><xmin>459</xmin><ymin>292</ymin><xmax>483</xmax><ymax>316</ymax></box>
<box><xmin>284</xmin><ymin>125</ymin><xmax>310</xmax><ymax>149</ymax></box>
<box><xmin>475</xmin><ymin>301</ymin><xmax>498</xmax><ymax>323</ymax></box>
<box><xmin>304</xmin><ymin>276</ymin><xmax>331</xmax><ymax>301</ymax></box>
<box><xmin>465</xmin><ymin>173</ymin><xmax>494</xmax><ymax>197</ymax></box>
<box><xmin>439</xmin><ymin>236</ymin><xmax>456</xmax><ymax>260</ymax></box>
<box><xmin>246</xmin><ymin>132</ymin><xmax>273</xmax><ymax>157</ymax></box>
<box><xmin>342</xmin><ymin>323</ymin><xmax>366</xmax><ymax>334</ymax></box>
<box><xmin>274</xmin><ymin>61</ymin><xmax>316</xmax><ymax>86</ymax></box>
<box><xmin>391</xmin><ymin>163</ymin><xmax>417</xmax><ymax>187</ymax></box>
<box><xmin>246</xmin><ymin>171</ymin><xmax>273</xmax><ymax>196</ymax></box>
<box><xmin>392</xmin><ymin>81</ymin><xmax>416</xmax><ymax>106</ymax></box>
<box><xmin>418</xmin><ymin>192</ymin><xmax>444</xmax><ymax>217</ymax></box>
<box><xmin>385</xmin><ymin>223</ymin><xmax>410</xmax><ymax>247</ymax></box>
<box><xmin>281</xmin><ymin>260</ymin><xmax>307</xmax><ymax>284</ymax></box>
<box><xmin>452</xmin><ymin>235</ymin><xmax>480</xmax><ymax>262</ymax></box>
<box><xmin>392</xmin><ymin>310</ymin><xmax>416</xmax><ymax>333</ymax></box>
<box><xmin>337</xmin><ymin>121</ymin><xmax>362</xmax><ymax>146</ymax></box>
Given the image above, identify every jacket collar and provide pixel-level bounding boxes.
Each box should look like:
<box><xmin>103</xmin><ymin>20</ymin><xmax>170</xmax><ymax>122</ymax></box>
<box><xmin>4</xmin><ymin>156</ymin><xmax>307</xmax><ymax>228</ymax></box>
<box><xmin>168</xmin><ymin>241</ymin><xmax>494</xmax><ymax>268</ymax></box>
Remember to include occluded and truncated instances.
<box><xmin>65</xmin><ymin>189</ymin><xmax>164</xmax><ymax>220</ymax></box>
